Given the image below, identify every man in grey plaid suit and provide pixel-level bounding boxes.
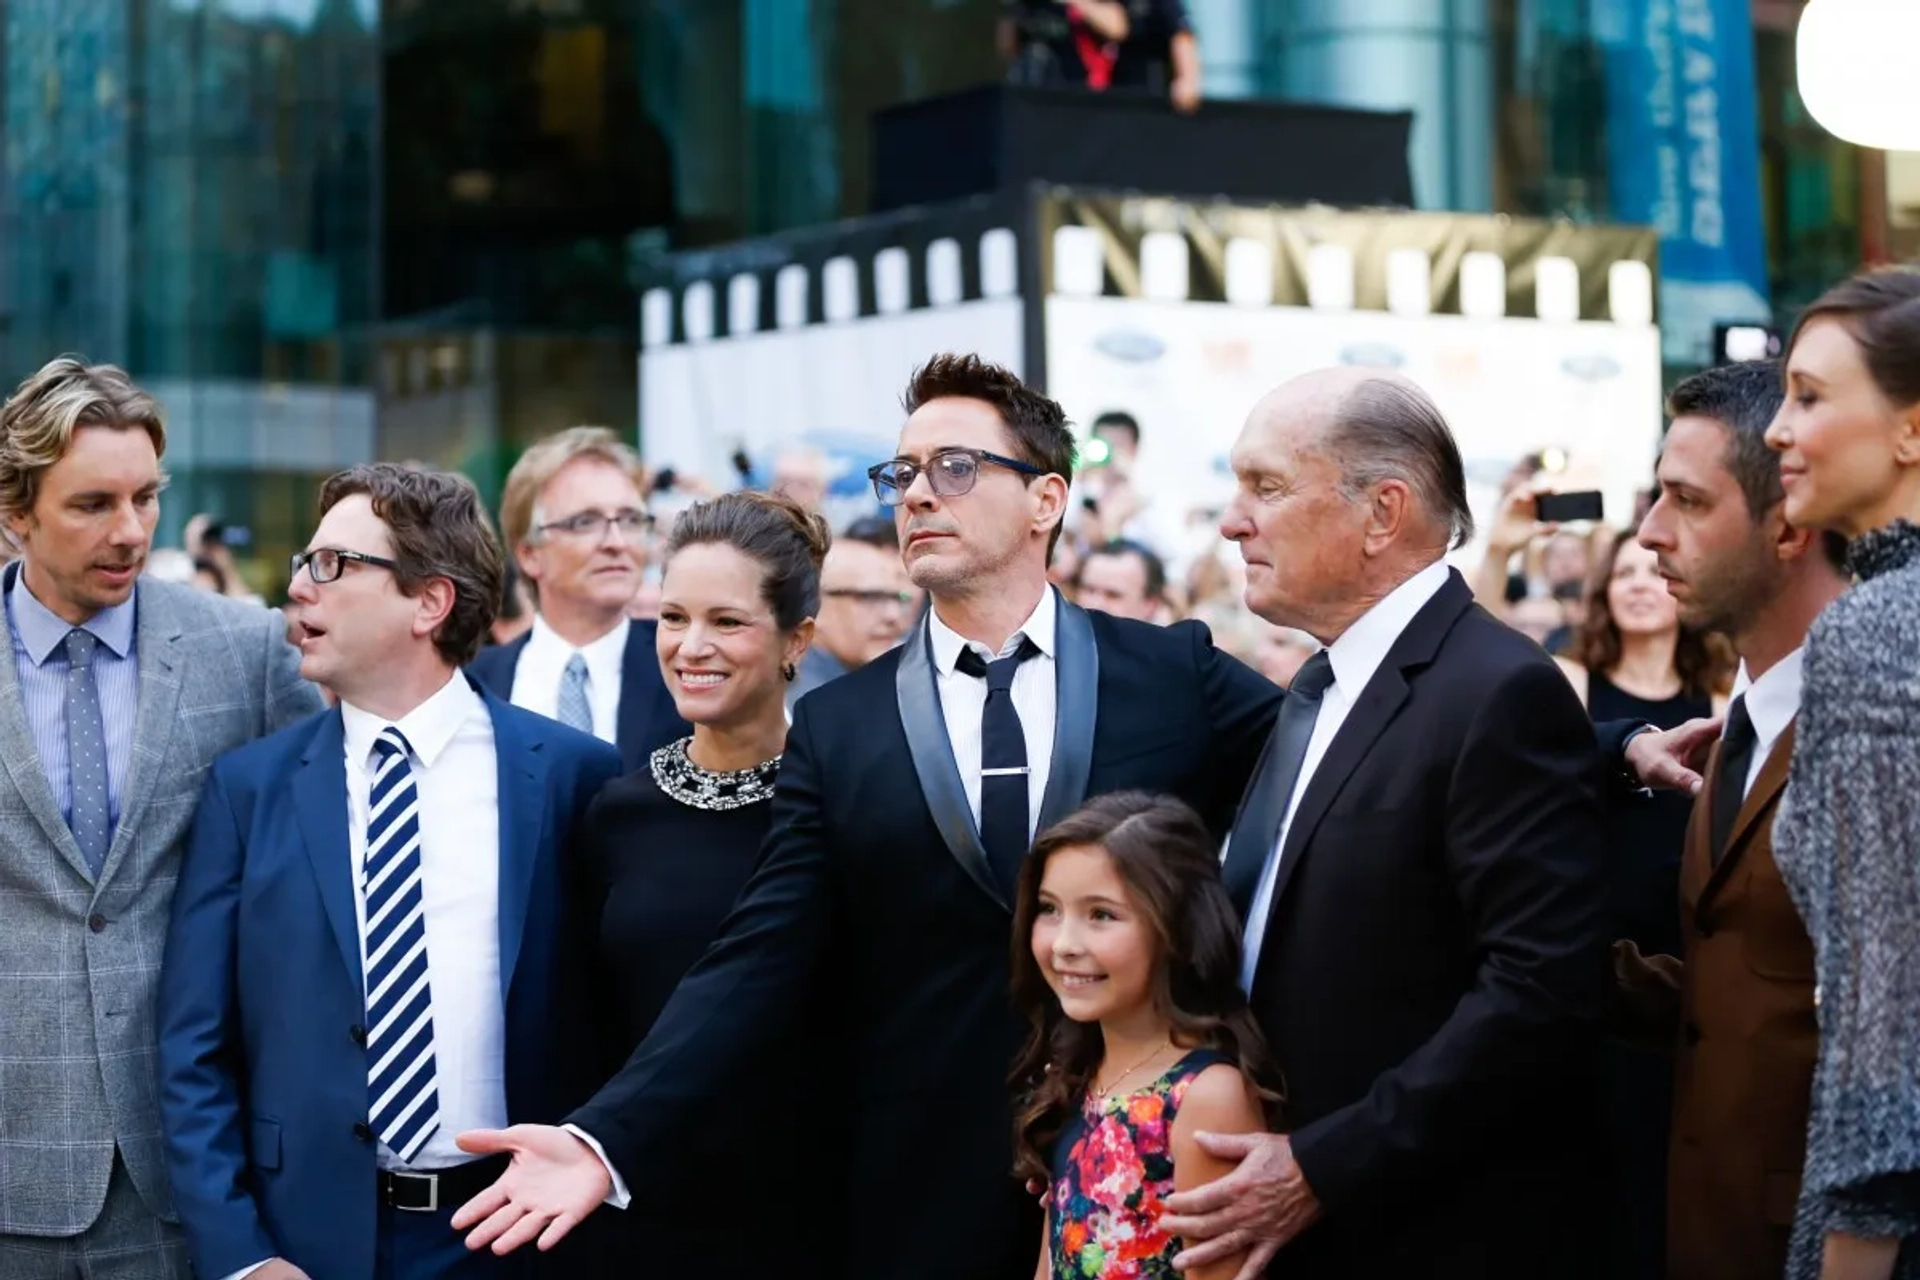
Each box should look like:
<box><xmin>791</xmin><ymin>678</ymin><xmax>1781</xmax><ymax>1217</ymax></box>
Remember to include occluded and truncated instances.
<box><xmin>0</xmin><ymin>358</ymin><xmax>323</xmax><ymax>1277</ymax></box>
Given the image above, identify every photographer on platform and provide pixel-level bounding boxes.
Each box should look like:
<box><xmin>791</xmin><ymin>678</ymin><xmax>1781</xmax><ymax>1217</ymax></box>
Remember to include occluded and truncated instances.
<box><xmin>998</xmin><ymin>1</ymin><xmax>1128</xmax><ymax>89</ymax></box>
<box><xmin>999</xmin><ymin>1</ymin><xmax>1200</xmax><ymax>110</ymax></box>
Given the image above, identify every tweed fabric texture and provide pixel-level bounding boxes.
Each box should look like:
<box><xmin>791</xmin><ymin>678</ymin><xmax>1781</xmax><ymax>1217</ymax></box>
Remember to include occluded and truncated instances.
<box><xmin>1776</xmin><ymin>520</ymin><xmax>1920</xmax><ymax>1276</ymax></box>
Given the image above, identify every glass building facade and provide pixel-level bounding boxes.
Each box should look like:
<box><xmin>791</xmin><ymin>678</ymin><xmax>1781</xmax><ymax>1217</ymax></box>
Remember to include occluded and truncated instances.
<box><xmin>375</xmin><ymin>0</ymin><xmax>1005</xmax><ymax>495</ymax></box>
<box><xmin>1</xmin><ymin>0</ymin><xmax>1900</xmax><ymax>590</ymax></box>
<box><xmin>1</xmin><ymin>0</ymin><xmax>380</xmax><ymax>587</ymax></box>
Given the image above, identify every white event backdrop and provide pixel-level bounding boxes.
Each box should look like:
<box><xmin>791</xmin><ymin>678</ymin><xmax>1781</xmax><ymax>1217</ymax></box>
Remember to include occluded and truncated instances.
<box><xmin>640</xmin><ymin>299</ymin><xmax>1025</xmax><ymax>514</ymax></box>
<box><xmin>1044</xmin><ymin>296</ymin><xmax>1665</xmax><ymax>569</ymax></box>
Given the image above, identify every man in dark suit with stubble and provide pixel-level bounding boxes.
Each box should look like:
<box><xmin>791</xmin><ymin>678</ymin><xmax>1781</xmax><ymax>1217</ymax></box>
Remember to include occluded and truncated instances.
<box><xmin>450</xmin><ymin>354</ymin><xmax>1281</xmax><ymax>1278</ymax></box>
<box><xmin>1164</xmin><ymin>367</ymin><xmax>1609</xmax><ymax>1279</ymax></box>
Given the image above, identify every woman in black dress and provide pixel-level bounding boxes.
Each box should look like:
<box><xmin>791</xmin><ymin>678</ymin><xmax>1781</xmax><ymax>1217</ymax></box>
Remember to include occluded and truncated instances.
<box><xmin>1555</xmin><ymin>532</ymin><xmax>1731</xmax><ymax>959</ymax></box>
<box><xmin>573</xmin><ymin>489</ymin><xmax>831</xmax><ymax>1276</ymax></box>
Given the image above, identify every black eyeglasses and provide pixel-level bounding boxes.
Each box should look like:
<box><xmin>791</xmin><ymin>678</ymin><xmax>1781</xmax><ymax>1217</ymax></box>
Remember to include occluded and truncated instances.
<box><xmin>291</xmin><ymin>547</ymin><xmax>400</xmax><ymax>585</ymax></box>
<box><xmin>823</xmin><ymin>588</ymin><xmax>916</xmax><ymax>608</ymax></box>
<box><xmin>536</xmin><ymin>509</ymin><xmax>652</xmax><ymax>540</ymax></box>
<box><xmin>867</xmin><ymin>448</ymin><xmax>1045</xmax><ymax>507</ymax></box>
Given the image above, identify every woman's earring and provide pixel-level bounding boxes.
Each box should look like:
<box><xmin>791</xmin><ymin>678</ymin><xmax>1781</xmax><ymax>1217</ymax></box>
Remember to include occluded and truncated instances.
<box><xmin>782</xmin><ymin>662</ymin><xmax>797</xmax><ymax>682</ymax></box>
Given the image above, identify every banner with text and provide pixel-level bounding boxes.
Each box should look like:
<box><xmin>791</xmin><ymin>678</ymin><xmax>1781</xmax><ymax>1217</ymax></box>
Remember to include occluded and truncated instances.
<box><xmin>1600</xmin><ymin>0</ymin><xmax>1771</xmax><ymax>364</ymax></box>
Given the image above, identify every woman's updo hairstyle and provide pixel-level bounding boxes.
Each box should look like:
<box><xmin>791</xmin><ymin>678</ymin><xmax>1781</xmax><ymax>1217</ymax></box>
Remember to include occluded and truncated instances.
<box><xmin>662</xmin><ymin>490</ymin><xmax>831</xmax><ymax>631</ymax></box>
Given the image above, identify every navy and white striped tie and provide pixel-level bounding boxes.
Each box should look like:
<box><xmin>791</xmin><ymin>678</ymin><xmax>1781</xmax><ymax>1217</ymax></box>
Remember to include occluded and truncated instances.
<box><xmin>362</xmin><ymin>727</ymin><xmax>440</xmax><ymax>1165</ymax></box>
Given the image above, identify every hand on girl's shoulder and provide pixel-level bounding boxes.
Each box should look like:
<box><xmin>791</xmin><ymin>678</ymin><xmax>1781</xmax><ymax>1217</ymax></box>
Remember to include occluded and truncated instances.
<box><xmin>1167</xmin><ymin>1065</ymin><xmax>1271</xmax><ymax>1280</ymax></box>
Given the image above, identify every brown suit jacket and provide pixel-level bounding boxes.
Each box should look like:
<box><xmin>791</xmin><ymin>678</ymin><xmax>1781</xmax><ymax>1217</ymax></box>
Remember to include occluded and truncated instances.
<box><xmin>1665</xmin><ymin>722</ymin><xmax>1817</xmax><ymax>1279</ymax></box>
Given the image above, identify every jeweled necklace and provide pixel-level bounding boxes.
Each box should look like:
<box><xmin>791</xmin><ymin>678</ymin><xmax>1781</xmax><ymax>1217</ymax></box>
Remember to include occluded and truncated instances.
<box><xmin>649</xmin><ymin>737</ymin><xmax>779</xmax><ymax>811</ymax></box>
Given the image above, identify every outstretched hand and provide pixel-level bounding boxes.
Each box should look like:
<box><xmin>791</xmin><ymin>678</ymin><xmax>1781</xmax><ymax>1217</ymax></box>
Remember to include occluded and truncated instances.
<box><xmin>449</xmin><ymin>1125</ymin><xmax>611</xmax><ymax>1255</ymax></box>
<box><xmin>1625</xmin><ymin>716</ymin><xmax>1722</xmax><ymax>795</ymax></box>
<box><xmin>1161</xmin><ymin>1132</ymin><xmax>1319</xmax><ymax>1279</ymax></box>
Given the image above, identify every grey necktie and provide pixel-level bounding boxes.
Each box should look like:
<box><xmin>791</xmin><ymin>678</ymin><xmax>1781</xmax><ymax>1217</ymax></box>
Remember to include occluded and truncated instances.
<box><xmin>64</xmin><ymin>630</ymin><xmax>111</xmax><ymax>875</ymax></box>
<box><xmin>557</xmin><ymin>653</ymin><xmax>593</xmax><ymax>733</ymax></box>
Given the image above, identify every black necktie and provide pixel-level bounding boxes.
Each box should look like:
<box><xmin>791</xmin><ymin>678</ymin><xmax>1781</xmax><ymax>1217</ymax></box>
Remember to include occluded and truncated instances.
<box><xmin>1223</xmin><ymin>650</ymin><xmax>1336</xmax><ymax>919</ymax></box>
<box><xmin>1710</xmin><ymin>694</ymin><xmax>1757</xmax><ymax>865</ymax></box>
<box><xmin>957</xmin><ymin>637</ymin><xmax>1041</xmax><ymax>895</ymax></box>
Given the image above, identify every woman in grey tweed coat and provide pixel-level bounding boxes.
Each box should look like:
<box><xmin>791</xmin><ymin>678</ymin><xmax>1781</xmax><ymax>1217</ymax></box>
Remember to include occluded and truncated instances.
<box><xmin>1765</xmin><ymin>267</ymin><xmax>1920</xmax><ymax>1280</ymax></box>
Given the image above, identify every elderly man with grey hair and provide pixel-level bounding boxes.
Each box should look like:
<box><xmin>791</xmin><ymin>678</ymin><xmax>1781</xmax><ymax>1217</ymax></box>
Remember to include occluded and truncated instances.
<box><xmin>1162</xmin><ymin>368</ymin><xmax>1609</xmax><ymax>1280</ymax></box>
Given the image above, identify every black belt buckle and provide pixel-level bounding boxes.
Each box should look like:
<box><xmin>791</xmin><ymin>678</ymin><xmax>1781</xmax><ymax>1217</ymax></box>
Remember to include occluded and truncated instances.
<box><xmin>383</xmin><ymin>1169</ymin><xmax>439</xmax><ymax>1213</ymax></box>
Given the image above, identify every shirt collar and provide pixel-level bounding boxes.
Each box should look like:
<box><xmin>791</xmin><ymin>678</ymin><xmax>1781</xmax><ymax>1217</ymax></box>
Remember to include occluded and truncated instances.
<box><xmin>1730</xmin><ymin>647</ymin><xmax>1804</xmax><ymax>747</ymax></box>
<box><xmin>6</xmin><ymin>562</ymin><xmax>138</xmax><ymax>664</ymax></box>
<box><xmin>927</xmin><ymin>585</ymin><xmax>1057</xmax><ymax>675</ymax></box>
<box><xmin>340</xmin><ymin>671</ymin><xmax>484</xmax><ymax>771</ymax></box>
<box><xmin>1323</xmin><ymin>560</ymin><xmax>1452</xmax><ymax>700</ymax></box>
<box><xmin>526</xmin><ymin>612</ymin><xmax>629</xmax><ymax>669</ymax></box>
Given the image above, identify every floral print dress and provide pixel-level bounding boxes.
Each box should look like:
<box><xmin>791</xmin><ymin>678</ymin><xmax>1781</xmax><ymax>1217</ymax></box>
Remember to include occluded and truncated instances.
<box><xmin>1048</xmin><ymin>1049</ymin><xmax>1229</xmax><ymax>1279</ymax></box>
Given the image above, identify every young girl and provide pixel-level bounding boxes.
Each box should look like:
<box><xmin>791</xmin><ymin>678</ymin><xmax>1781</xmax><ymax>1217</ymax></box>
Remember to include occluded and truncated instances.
<box><xmin>1011</xmin><ymin>791</ymin><xmax>1282</xmax><ymax>1280</ymax></box>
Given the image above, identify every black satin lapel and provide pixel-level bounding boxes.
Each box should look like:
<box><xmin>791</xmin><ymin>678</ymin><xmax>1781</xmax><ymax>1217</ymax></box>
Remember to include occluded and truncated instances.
<box><xmin>1267</xmin><ymin>666</ymin><xmax>1412</xmax><ymax>914</ymax></box>
<box><xmin>896</xmin><ymin>618</ymin><xmax>1005</xmax><ymax>909</ymax></box>
<box><xmin>1036</xmin><ymin>596</ymin><xmax>1098</xmax><ymax>834</ymax></box>
<box><xmin>1221</xmin><ymin>727</ymin><xmax>1284</xmax><ymax>919</ymax></box>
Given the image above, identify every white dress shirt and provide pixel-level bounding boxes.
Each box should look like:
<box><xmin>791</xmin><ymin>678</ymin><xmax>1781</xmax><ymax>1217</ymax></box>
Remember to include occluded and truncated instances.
<box><xmin>927</xmin><ymin>586</ymin><xmax>1059</xmax><ymax>839</ymax></box>
<box><xmin>341</xmin><ymin>674</ymin><xmax>509</xmax><ymax>1169</ymax></box>
<box><xmin>510</xmin><ymin>614</ymin><xmax>628</xmax><ymax>744</ymax></box>
<box><xmin>1727</xmin><ymin>647</ymin><xmax>1805</xmax><ymax>799</ymax></box>
<box><xmin>1238</xmin><ymin>560</ymin><xmax>1452</xmax><ymax>990</ymax></box>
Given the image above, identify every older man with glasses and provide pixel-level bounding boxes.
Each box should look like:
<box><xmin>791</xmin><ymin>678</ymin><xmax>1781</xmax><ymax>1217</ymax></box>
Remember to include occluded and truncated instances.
<box><xmin>467</xmin><ymin>427</ymin><xmax>687</xmax><ymax>771</ymax></box>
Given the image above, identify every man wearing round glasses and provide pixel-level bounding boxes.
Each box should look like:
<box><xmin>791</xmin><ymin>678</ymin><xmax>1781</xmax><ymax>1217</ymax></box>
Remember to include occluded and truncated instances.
<box><xmin>468</xmin><ymin>427</ymin><xmax>686</xmax><ymax>772</ymax></box>
<box><xmin>455</xmin><ymin>353</ymin><xmax>1280</xmax><ymax>1279</ymax></box>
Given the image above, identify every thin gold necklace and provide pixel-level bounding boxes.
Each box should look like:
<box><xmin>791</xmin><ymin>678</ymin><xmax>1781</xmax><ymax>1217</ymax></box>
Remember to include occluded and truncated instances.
<box><xmin>1093</xmin><ymin>1038</ymin><xmax>1171</xmax><ymax>1102</ymax></box>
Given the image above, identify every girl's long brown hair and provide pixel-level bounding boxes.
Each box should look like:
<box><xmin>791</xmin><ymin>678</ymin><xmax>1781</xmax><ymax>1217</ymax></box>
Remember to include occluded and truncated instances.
<box><xmin>1573</xmin><ymin>528</ymin><xmax>1732</xmax><ymax>701</ymax></box>
<box><xmin>1008</xmin><ymin>792</ymin><xmax>1284</xmax><ymax>1184</ymax></box>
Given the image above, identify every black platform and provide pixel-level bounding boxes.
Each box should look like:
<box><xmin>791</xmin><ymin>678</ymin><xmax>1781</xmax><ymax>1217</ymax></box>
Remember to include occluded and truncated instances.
<box><xmin>871</xmin><ymin>84</ymin><xmax>1415</xmax><ymax>214</ymax></box>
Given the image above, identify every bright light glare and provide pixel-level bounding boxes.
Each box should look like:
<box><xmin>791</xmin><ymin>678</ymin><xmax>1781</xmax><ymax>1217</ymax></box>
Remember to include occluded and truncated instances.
<box><xmin>1797</xmin><ymin>0</ymin><xmax>1920</xmax><ymax>152</ymax></box>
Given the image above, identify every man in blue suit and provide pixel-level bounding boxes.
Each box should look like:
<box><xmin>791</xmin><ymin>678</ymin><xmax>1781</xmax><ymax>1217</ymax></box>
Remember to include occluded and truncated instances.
<box><xmin>467</xmin><ymin>427</ymin><xmax>686</xmax><ymax>768</ymax></box>
<box><xmin>157</xmin><ymin>464</ymin><xmax>623</xmax><ymax>1280</ymax></box>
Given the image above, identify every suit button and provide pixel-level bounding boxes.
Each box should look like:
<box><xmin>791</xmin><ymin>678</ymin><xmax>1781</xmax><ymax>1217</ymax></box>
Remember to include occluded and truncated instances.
<box><xmin>353</xmin><ymin>1122</ymin><xmax>373</xmax><ymax>1143</ymax></box>
<box><xmin>349</xmin><ymin>1024</ymin><xmax>367</xmax><ymax>1047</ymax></box>
<box><xmin>1684</xmin><ymin>1020</ymin><xmax>1703</xmax><ymax>1046</ymax></box>
<box><xmin>87</xmin><ymin>913</ymin><xmax>106</xmax><ymax>933</ymax></box>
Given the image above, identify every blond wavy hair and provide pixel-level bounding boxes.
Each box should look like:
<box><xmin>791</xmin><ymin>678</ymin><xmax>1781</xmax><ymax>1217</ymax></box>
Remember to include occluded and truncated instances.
<box><xmin>0</xmin><ymin>357</ymin><xmax>168</xmax><ymax>521</ymax></box>
<box><xmin>498</xmin><ymin>426</ymin><xmax>646</xmax><ymax>554</ymax></box>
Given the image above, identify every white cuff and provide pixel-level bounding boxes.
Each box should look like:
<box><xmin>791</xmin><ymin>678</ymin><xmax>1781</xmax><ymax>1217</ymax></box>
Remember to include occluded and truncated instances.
<box><xmin>562</xmin><ymin>1124</ymin><xmax>632</xmax><ymax>1210</ymax></box>
<box><xmin>219</xmin><ymin>1263</ymin><xmax>271</xmax><ymax>1280</ymax></box>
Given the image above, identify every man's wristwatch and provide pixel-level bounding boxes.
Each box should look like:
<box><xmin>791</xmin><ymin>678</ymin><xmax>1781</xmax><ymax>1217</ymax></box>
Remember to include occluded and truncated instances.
<box><xmin>1617</xmin><ymin>722</ymin><xmax>1657</xmax><ymax>791</ymax></box>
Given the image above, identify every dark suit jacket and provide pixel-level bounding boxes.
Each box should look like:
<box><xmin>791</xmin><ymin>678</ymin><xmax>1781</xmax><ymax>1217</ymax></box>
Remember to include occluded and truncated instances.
<box><xmin>1662</xmin><ymin>723</ymin><xmax>1813</xmax><ymax>1278</ymax></box>
<box><xmin>1225</xmin><ymin>571</ymin><xmax>1609</xmax><ymax>1279</ymax></box>
<box><xmin>467</xmin><ymin>620</ymin><xmax>688</xmax><ymax>772</ymax></box>
<box><xmin>569</xmin><ymin>598</ymin><xmax>1280</xmax><ymax>1280</ymax></box>
<box><xmin>156</xmin><ymin>688</ymin><xmax>623</xmax><ymax>1280</ymax></box>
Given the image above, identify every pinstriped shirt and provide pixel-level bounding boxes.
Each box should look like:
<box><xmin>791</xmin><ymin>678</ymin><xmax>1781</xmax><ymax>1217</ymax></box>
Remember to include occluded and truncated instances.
<box><xmin>4</xmin><ymin>564</ymin><xmax>138</xmax><ymax>831</ymax></box>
